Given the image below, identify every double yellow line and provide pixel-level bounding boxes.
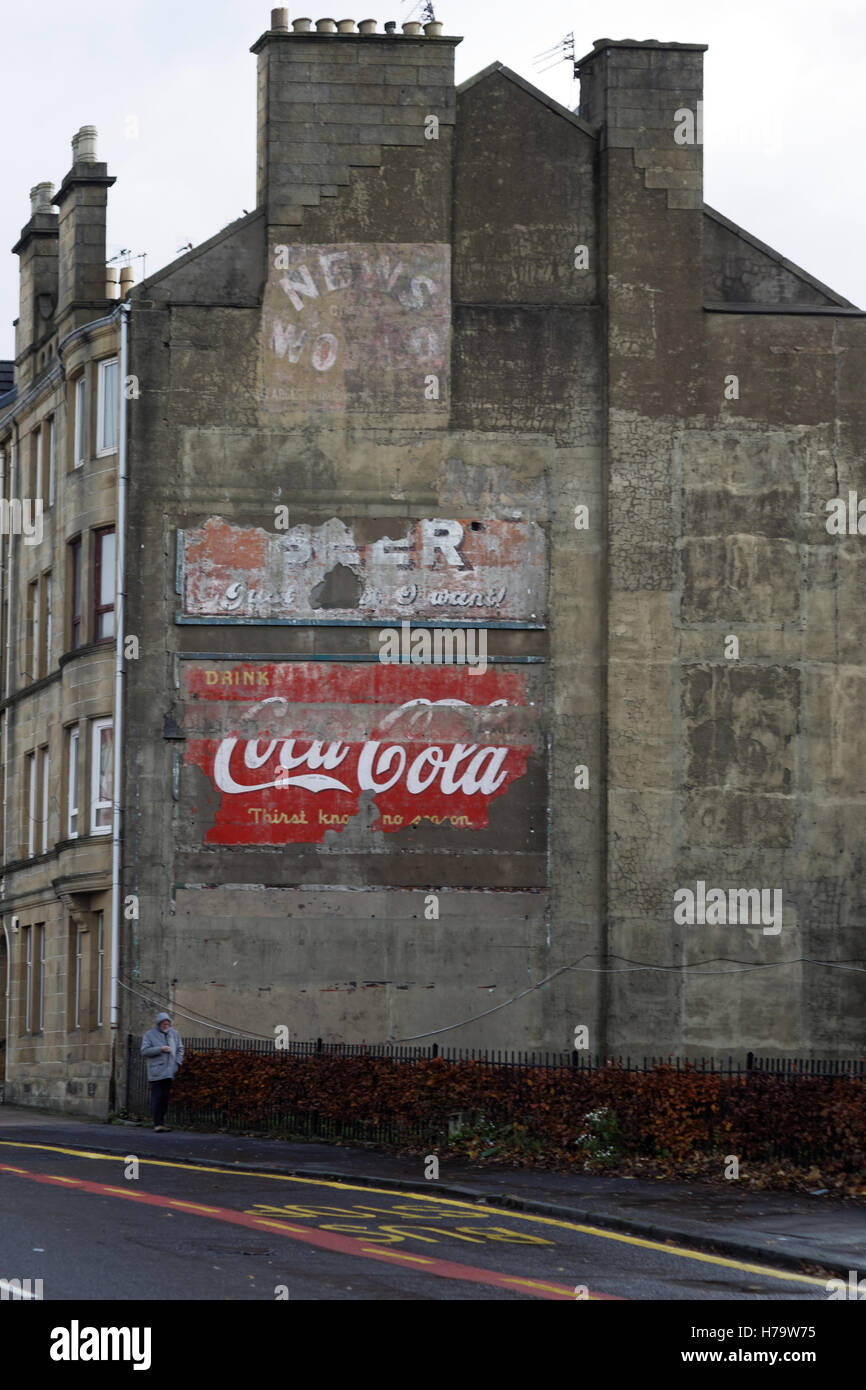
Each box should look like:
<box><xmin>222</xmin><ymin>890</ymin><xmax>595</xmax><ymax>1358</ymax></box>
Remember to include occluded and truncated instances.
<box><xmin>0</xmin><ymin>1138</ymin><xmax>829</xmax><ymax>1289</ymax></box>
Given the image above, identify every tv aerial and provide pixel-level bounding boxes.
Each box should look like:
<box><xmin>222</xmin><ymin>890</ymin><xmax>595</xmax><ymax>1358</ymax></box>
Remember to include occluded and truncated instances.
<box><xmin>533</xmin><ymin>31</ymin><xmax>575</xmax><ymax>74</ymax></box>
<box><xmin>402</xmin><ymin>0</ymin><xmax>437</xmax><ymax>21</ymax></box>
<box><xmin>109</xmin><ymin>247</ymin><xmax>148</xmax><ymax>279</ymax></box>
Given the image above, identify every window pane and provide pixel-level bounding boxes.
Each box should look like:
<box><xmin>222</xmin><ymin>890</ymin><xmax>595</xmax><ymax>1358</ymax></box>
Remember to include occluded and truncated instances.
<box><xmin>71</xmin><ymin>541</ymin><xmax>81</xmax><ymax>646</ymax></box>
<box><xmin>68</xmin><ymin>728</ymin><xmax>79</xmax><ymax>837</ymax></box>
<box><xmin>99</xmin><ymin>530</ymin><xmax>115</xmax><ymax>607</ymax></box>
<box><xmin>99</xmin><ymin>725</ymin><xmax>113</xmax><ymax>803</ymax></box>
<box><xmin>74</xmin><ymin>378</ymin><xmax>85</xmax><ymax>465</ymax></box>
<box><xmin>41</xmin><ymin>749</ymin><xmax>49</xmax><ymax>853</ymax></box>
<box><xmin>27</xmin><ymin>752</ymin><xmax>36</xmax><ymax>856</ymax></box>
<box><xmin>100</xmin><ymin>360</ymin><xmax>118</xmax><ymax>451</ymax></box>
<box><xmin>48</xmin><ymin>418</ymin><xmax>55</xmax><ymax>506</ymax></box>
<box><xmin>92</xmin><ymin>721</ymin><xmax>113</xmax><ymax>832</ymax></box>
<box><xmin>96</xmin><ymin>529</ymin><xmax>115</xmax><ymax>640</ymax></box>
<box><xmin>44</xmin><ymin>573</ymin><xmax>52</xmax><ymax>670</ymax></box>
<box><xmin>29</xmin><ymin>581</ymin><xmax>38</xmax><ymax>680</ymax></box>
<box><xmin>25</xmin><ymin>929</ymin><xmax>32</xmax><ymax>1032</ymax></box>
<box><xmin>96</xmin><ymin>912</ymin><xmax>104</xmax><ymax>1027</ymax></box>
<box><xmin>37</xmin><ymin>925</ymin><xmax>45</xmax><ymax>1032</ymax></box>
<box><xmin>74</xmin><ymin>929</ymin><xmax>83</xmax><ymax>1029</ymax></box>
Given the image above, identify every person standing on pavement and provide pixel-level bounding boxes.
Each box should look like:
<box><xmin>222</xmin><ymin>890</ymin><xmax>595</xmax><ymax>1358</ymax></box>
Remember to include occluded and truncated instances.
<box><xmin>140</xmin><ymin>1012</ymin><xmax>184</xmax><ymax>1131</ymax></box>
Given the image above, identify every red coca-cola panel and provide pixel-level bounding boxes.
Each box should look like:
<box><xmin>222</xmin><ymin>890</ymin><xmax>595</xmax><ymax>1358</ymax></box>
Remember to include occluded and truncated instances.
<box><xmin>183</xmin><ymin>662</ymin><xmax>535</xmax><ymax>845</ymax></box>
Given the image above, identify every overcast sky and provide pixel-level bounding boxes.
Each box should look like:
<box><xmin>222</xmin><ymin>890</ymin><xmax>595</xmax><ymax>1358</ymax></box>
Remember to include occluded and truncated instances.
<box><xmin>2</xmin><ymin>0</ymin><xmax>864</xmax><ymax>359</ymax></box>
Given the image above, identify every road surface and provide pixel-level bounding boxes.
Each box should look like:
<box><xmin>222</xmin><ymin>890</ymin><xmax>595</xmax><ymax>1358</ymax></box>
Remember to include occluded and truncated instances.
<box><xmin>0</xmin><ymin>1136</ymin><xmax>832</xmax><ymax>1301</ymax></box>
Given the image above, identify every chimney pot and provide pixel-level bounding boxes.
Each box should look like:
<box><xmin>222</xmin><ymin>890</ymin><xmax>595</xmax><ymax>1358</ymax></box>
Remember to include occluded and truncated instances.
<box><xmin>105</xmin><ymin>266</ymin><xmax>119</xmax><ymax>300</ymax></box>
<box><xmin>402</xmin><ymin>21</ymin><xmax>422</xmax><ymax>35</ymax></box>
<box><xmin>29</xmin><ymin>182</ymin><xmax>55</xmax><ymax>216</ymax></box>
<box><xmin>270</xmin><ymin>7</ymin><xmax>289</xmax><ymax>28</ymax></box>
<box><xmin>72</xmin><ymin>125</ymin><xmax>98</xmax><ymax>164</ymax></box>
<box><xmin>292</xmin><ymin>17</ymin><xmax>313</xmax><ymax>29</ymax></box>
<box><xmin>384</xmin><ymin>20</ymin><xmax>397</xmax><ymax>33</ymax></box>
<box><xmin>336</xmin><ymin>18</ymin><xmax>355</xmax><ymax>32</ymax></box>
<box><xmin>119</xmin><ymin>265</ymin><xmax>135</xmax><ymax>296</ymax></box>
<box><xmin>316</xmin><ymin>17</ymin><xmax>338</xmax><ymax>30</ymax></box>
<box><xmin>424</xmin><ymin>20</ymin><xmax>443</xmax><ymax>36</ymax></box>
<box><xmin>358</xmin><ymin>18</ymin><xmax>377</xmax><ymax>33</ymax></box>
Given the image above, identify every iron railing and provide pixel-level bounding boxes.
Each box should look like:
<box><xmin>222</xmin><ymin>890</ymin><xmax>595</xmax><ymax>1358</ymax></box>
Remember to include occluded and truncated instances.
<box><xmin>125</xmin><ymin>1034</ymin><xmax>865</xmax><ymax>1154</ymax></box>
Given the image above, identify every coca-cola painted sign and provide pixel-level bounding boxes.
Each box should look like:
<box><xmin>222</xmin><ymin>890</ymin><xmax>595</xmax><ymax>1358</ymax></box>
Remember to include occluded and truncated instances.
<box><xmin>183</xmin><ymin>663</ymin><xmax>537</xmax><ymax>845</ymax></box>
<box><xmin>180</xmin><ymin>516</ymin><xmax>546</xmax><ymax>624</ymax></box>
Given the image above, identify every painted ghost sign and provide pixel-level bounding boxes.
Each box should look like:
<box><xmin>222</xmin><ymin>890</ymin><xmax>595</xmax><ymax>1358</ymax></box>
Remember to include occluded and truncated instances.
<box><xmin>183</xmin><ymin>662</ymin><xmax>538</xmax><ymax>846</ymax></box>
<box><xmin>179</xmin><ymin>516</ymin><xmax>546</xmax><ymax>624</ymax></box>
<box><xmin>262</xmin><ymin>242</ymin><xmax>450</xmax><ymax>410</ymax></box>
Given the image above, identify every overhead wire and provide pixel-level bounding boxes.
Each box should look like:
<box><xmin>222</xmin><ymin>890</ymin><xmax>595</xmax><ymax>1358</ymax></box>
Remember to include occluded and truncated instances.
<box><xmin>121</xmin><ymin>949</ymin><xmax>866</xmax><ymax>1049</ymax></box>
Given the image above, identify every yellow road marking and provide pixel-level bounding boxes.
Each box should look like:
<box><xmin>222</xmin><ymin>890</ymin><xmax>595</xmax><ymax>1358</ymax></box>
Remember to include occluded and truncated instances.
<box><xmin>0</xmin><ymin>1138</ymin><xmax>827</xmax><ymax>1287</ymax></box>
<box><xmin>501</xmin><ymin>1275</ymin><xmax>579</xmax><ymax>1294</ymax></box>
<box><xmin>254</xmin><ymin>1220</ymin><xmax>310</xmax><ymax>1234</ymax></box>
<box><xmin>169</xmin><ymin>1200</ymin><xmax>221</xmax><ymax>1213</ymax></box>
<box><xmin>361</xmin><ymin>1248</ymin><xmax>433</xmax><ymax>1265</ymax></box>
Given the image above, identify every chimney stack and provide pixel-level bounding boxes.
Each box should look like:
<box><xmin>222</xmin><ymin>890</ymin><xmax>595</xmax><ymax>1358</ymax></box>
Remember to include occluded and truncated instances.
<box><xmin>30</xmin><ymin>182</ymin><xmax>56</xmax><ymax>216</ymax></box>
<box><xmin>252</xmin><ymin>12</ymin><xmax>459</xmax><ymax>235</ymax></box>
<box><xmin>71</xmin><ymin>125</ymin><xmax>99</xmax><ymax>163</ymax></box>
<box><xmin>576</xmin><ymin>39</ymin><xmax>706</xmax><ymax>211</ymax></box>
<box><xmin>12</xmin><ymin>182</ymin><xmax>59</xmax><ymax>390</ymax></box>
<box><xmin>54</xmin><ymin>125</ymin><xmax>116</xmax><ymax>333</ymax></box>
<box><xmin>575</xmin><ymin>41</ymin><xmax>708</xmax><ymax>432</ymax></box>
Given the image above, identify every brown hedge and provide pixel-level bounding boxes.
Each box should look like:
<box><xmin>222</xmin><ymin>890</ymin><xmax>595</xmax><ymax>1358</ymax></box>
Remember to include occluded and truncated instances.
<box><xmin>169</xmin><ymin>1052</ymin><xmax>866</xmax><ymax>1169</ymax></box>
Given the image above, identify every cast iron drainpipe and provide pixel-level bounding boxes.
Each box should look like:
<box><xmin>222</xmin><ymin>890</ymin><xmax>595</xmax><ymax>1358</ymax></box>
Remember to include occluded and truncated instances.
<box><xmin>0</xmin><ymin>418</ymin><xmax>19</xmax><ymax>1076</ymax></box>
<box><xmin>111</xmin><ymin>302</ymin><xmax>130</xmax><ymax>1059</ymax></box>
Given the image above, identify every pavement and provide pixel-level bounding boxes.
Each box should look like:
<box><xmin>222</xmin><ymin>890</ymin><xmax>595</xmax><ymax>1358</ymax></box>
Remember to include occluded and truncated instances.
<box><xmin>1</xmin><ymin>1102</ymin><xmax>863</xmax><ymax>1279</ymax></box>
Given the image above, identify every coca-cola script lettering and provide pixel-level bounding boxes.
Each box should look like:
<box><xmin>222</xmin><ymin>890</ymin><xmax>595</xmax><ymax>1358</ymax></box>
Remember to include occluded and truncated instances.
<box><xmin>183</xmin><ymin>662</ymin><xmax>535</xmax><ymax>845</ymax></box>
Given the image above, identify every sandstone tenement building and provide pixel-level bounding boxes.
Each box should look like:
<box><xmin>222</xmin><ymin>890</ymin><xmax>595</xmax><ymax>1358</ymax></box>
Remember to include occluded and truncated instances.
<box><xmin>1</xmin><ymin>14</ymin><xmax>863</xmax><ymax>1115</ymax></box>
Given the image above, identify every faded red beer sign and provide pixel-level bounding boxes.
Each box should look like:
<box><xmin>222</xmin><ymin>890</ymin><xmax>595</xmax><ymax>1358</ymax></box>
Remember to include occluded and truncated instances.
<box><xmin>183</xmin><ymin>663</ymin><xmax>534</xmax><ymax>845</ymax></box>
<box><xmin>180</xmin><ymin>515</ymin><xmax>546</xmax><ymax>624</ymax></box>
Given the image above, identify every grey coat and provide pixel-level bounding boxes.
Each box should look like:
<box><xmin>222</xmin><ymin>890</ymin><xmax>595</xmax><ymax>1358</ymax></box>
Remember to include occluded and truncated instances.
<box><xmin>140</xmin><ymin>1016</ymin><xmax>185</xmax><ymax>1081</ymax></box>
